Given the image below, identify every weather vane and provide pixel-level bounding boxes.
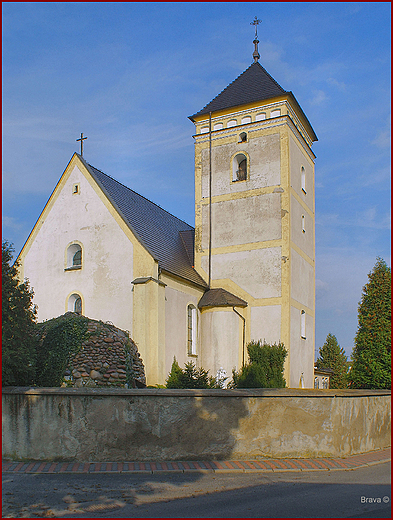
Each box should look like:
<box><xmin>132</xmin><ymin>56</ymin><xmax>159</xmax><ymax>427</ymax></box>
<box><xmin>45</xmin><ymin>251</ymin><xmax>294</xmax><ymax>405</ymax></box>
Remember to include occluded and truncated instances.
<box><xmin>250</xmin><ymin>16</ymin><xmax>262</xmax><ymax>62</ymax></box>
<box><xmin>76</xmin><ymin>133</ymin><xmax>87</xmax><ymax>157</ymax></box>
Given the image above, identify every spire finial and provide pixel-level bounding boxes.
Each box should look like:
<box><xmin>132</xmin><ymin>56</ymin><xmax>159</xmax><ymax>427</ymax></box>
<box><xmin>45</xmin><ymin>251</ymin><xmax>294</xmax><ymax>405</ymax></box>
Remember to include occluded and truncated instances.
<box><xmin>250</xmin><ymin>16</ymin><xmax>262</xmax><ymax>63</ymax></box>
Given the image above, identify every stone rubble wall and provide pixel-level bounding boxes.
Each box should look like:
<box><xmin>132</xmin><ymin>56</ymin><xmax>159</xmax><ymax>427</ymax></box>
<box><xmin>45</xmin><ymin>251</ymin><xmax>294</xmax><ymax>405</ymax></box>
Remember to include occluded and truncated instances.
<box><xmin>65</xmin><ymin>318</ymin><xmax>146</xmax><ymax>388</ymax></box>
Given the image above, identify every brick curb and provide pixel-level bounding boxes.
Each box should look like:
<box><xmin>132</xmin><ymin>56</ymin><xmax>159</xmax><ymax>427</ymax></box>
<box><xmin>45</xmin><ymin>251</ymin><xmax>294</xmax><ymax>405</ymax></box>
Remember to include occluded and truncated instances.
<box><xmin>2</xmin><ymin>448</ymin><xmax>390</xmax><ymax>475</ymax></box>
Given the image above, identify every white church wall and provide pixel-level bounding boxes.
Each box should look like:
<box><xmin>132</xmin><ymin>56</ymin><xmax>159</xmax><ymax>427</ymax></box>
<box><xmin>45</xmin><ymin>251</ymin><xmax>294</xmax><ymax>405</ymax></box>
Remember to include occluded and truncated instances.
<box><xmin>250</xmin><ymin>305</ymin><xmax>281</xmax><ymax>345</ymax></box>
<box><xmin>290</xmin><ymin>194</ymin><xmax>314</xmax><ymax>260</ymax></box>
<box><xmin>202</xmin><ymin>247</ymin><xmax>282</xmax><ymax>299</ymax></box>
<box><xmin>163</xmin><ymin>277</ymin><xmax>204</xmax><ymax>379</ymax></box>
<box><xmin>290</xmin><ymin>248</ymin><xmax>314</xmax><ymax>310</ymax></box>
<box><xmin>22</xmin><ymin>164</ymin><xmax>134</xmax><ymax>333</ymax></box>
<box><xmin>289</xmin><ymin>305</ymin><xmax>315</xmax><ymax>388</ymax></box>
<box><xmin>201</xmin><ymin>193</ymin><xmax>282</xmax><ymax>250</ymax></box>
<box><xmin>200</xmin><ymin>309</ymin><xmax>240</xmax><ymax>383</ymax></box>
<box><xmin>200</xmin><ymin>132</ymin><xmax>281</xmax><ymax>198</ymax></box>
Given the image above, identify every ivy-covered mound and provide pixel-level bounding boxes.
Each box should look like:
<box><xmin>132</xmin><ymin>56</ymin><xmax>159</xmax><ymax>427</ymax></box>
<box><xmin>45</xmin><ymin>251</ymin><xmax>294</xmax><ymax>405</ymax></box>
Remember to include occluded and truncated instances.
<box><xmin>35</xmin><ymin>312</ymin><xmax>146</xmax><ymax>388</ymax></box>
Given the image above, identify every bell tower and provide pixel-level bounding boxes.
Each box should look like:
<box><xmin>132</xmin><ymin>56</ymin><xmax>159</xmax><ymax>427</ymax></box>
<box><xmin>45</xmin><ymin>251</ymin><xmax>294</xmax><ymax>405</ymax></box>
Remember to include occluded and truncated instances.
<box><xmin>189</xmin><ymin>27</ymin><xmax>317</xmax><ymax>388</ymax></box>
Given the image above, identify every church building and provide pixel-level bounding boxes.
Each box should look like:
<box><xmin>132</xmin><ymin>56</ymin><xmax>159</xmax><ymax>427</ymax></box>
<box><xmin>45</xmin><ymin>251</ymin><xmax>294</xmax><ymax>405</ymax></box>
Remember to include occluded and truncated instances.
<box><xmin>17</xmin><ymin>33</ymin><xmax>317</xmax><ymax>388</ymax></box>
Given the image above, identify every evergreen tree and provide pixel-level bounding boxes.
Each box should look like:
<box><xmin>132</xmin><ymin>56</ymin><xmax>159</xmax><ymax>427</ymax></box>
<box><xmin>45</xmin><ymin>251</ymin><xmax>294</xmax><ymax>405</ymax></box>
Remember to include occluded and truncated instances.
<box><xmin>2</xmin><ymin>241</ymin><xmax>37</xmax><ymax>386</ymax></box>
<box><xmin>166</xmin><ymin>358</ymin><xmax>223</xmax><ymax>389</ymax></box>
<box><xmin>349</xmin><ymin>258</ymin><xmax>391</xmax><ymax>389</ymax></box>
<box><xmin>316</xmin><ymin>333</ymin><xmax>349</xmax><ymax>388</ymax></box>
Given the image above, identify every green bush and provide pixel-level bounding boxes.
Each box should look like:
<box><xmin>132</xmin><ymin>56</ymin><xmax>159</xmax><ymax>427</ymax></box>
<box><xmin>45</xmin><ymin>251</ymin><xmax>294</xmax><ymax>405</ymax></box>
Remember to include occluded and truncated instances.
<box><xmin>166</xmin><ymin>358</ymin><xmax>224</xmax><ymax>389</ymax></box>
<box><xmin>231</xmin><ymin>340</ymin><xmax>287</xmax><ymax>388</ymax></box>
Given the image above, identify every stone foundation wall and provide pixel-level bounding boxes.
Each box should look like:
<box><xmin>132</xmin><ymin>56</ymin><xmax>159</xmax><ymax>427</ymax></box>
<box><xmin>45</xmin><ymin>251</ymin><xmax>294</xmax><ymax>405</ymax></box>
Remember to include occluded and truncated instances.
<box><xmin>2</xmin><ymin>388</ymin><xmax>390</xmax><ymax>462</ymax></box>
<box><xmin>65</xmin><ymin>318</ymin><xmax>145</xmax><ymax>388</ymax></box>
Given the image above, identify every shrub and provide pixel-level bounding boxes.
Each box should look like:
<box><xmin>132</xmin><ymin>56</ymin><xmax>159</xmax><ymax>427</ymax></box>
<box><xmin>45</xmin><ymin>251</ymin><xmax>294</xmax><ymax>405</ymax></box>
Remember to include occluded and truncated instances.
<box><xmin>166</xmin><ymin>358</ymin><xmax>224</xmax><ymax>389</ymax></box>
<box><xmin>231</xmin><ymin>340</ymin><xmax>287</xmax><ymax>388</ymax></box>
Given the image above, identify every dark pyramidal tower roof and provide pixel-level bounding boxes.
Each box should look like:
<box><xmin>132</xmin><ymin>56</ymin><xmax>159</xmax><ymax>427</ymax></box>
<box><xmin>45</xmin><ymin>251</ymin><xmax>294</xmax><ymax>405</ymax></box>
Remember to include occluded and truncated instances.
<box><xmin>189</xmin><ymin>62</ymin><xmax>287</xmax><ymax>121</ymax></box>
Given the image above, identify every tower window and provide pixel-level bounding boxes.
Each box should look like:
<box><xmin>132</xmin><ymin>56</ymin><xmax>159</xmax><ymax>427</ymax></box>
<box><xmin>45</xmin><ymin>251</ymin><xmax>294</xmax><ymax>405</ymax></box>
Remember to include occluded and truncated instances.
<box><xmin>301</xmin><ymin>167</ymin><xmax>306</xmax><ymax>193</ymax></box>
<box><xmin>271</xmin><ymin>109</ymin><xmax>281</xmax><ymax>118</ymax></box>
<box><xmin>200</xmin><ymin>126</ymin><xmax>209</xmax><ymax>134</ymax></box>
<box><xmin>301</xmin><ymin>310</ymin><xmax>306</xmax><ymax>339</ymax></box>
<box><xmin>68</xmin><ymin>293</ymin><xmax>82</xmax><ymax>314</ymax></box>
<box><xmin>241</xmin><ymin>116</ymin><xmax>251</xmax><ymax>125</ymax></box>
<box><xmin>256</xmin><ymin>112</ymin><xmax>266</xmax><ymax>121</ymax></box>
<box><xmin>187</xmin><ymin>305</ymin><xmax>197</xmax><ymax>356</ymax></box>
<box><xmin>232</xmin><ymin>153</ymin><xmax>247</xmax><ymax>182</ymax></box>
<box><xmin>72</xmin><ymin>183</ymin><xmax>80</xmax><ymax>195</ymax></box>
<box><xmin>301</xmin><ymin>215</ymin><xmax>306</xmax><ymax>233</ymax></box>
<box><xmin>238</xmin><ymin>132</ymin><xmax>247</xmax><ymax>143</ymax></box>
<box><xmin>227</xmin><ymin>119</ymin><xmax>237</xmax><ymax>128</ymax></box>
<box><xmin>213</xmin><ymin>122</ymin><xmax>223</xmax><ymax>131</ymax></box>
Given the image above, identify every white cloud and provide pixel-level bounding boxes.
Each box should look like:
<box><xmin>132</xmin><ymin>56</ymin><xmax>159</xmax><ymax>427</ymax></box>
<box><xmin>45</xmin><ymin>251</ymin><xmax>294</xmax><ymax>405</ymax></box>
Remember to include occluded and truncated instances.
<box><xmin>310</xmin><ymin>90</ymin><xmax>328</xmax><ymax>106</ymax></box>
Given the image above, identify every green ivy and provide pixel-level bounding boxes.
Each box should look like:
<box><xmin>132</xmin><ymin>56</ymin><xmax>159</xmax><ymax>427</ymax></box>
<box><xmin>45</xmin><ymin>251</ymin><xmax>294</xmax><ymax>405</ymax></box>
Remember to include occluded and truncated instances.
<box><xmin>35</xmin><ymin>312</ymin><xmax>90</xmax><ymax>387</ymax></box>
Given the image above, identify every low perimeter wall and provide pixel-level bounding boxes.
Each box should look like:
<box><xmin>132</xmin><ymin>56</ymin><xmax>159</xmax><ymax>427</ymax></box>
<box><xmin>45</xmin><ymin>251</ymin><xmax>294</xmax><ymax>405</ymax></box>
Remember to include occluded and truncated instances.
<box><xmin>2</xmin><ymin>387</ymin><xmax>391</xmax><ymax>462</ymax></box>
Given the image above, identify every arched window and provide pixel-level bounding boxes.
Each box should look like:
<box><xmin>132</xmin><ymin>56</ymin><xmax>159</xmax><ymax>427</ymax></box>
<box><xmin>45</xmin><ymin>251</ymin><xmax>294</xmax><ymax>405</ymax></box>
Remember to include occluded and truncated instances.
<box><xmin>213</xmin><ymin>122</ymin><xmax>223</xmax><ymax>131</ymax></box>
<box><xmin>187</xmin><ymin>304</ymin><xmax>197</xmax><ymax>356</ymax></box>
<box><xmin>227</xmin><ymin>119</ymin><xmax>237</xmax><ymax>128</ymax></box>
<box><xmin>301</xmin><ymin>215</ymin><xmax>306</xmax><ymax>233</ymax></box>
<box><xmin>232</xmin><ymin>153</ymin><xmax>247</xmax><ymax>181</ymax></box>
<box><xmin>256</xmin><ymin>112</ymin><xmax>266</xmax><ymax>121</ymax></box>
<box><xmin>301</xmin><ymin>167</ymin><xmax>306</xmax><ymax>193</ymax></box>
<box><xmin>314</xmin><ymin>377</ymin><xmax>319</xmax><ymax>389</ymax></box>
<box><xmin>68</xmin><ymin>293</ymin><xmax>82</xmax><ymax>314</ymax></box>
<box><xmin>271</xmin><ymin>109</ymin><xmax>281</xmax><ymax>118</ymax></box>
<box><xmin>241</xmin><ymin>116</ymin><xmax>251</xmax><ymax>125</ymax></box>
<box><xmin>238</xmin><ymin>132</ymin><xmax>247</xmax><ymax>143</ymax></box>
<box><xmin>66</xmin><ymin>243</ymin><xmax>82</xmax><ymax>270</ymax></box>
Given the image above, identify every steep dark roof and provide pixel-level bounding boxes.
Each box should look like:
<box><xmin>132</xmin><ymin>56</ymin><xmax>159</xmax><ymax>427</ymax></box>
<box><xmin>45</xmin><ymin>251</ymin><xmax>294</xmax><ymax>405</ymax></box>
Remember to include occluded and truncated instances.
<box><xmin>189</xmin><ymin>62</ymin><xmax>287</xmax><ymax>120</ymax></box>
<box><xmin>198</xmin><ymin>288</ymin><xmax>247</xmax><ymax>309</ymax></box>
<box><xmin>80</xmin><ymin>155</ymin><xmax>208</xmax><ymax>288</ymax></box>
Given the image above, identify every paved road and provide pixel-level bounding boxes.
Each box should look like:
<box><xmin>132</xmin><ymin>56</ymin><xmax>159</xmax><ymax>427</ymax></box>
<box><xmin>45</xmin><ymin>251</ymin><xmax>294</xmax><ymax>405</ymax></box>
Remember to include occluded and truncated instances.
<box><xmin>3</xmin><ymin>461</ymin><xmax>391</xmax><ymax>518</ymax></box>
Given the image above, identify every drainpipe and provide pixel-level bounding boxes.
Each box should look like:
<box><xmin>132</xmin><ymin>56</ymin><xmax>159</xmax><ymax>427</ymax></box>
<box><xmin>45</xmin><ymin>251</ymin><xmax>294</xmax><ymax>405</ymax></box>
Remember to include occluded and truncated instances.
<box><xmin>232</xmin><ymin>307</ymin><xmax>246</xmax><ymax>367</ymax></box>
<box><xmin>208</xmin><ymin>111</ymin><xmax>212</xmax><ymax>288</ymax></box>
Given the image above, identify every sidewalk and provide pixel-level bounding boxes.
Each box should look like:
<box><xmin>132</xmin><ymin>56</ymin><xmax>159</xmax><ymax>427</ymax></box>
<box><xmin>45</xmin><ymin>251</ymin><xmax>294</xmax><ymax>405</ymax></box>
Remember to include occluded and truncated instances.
<box><xmin>2</xmin><ymin>447</ymin><xmax>390</xmax><ymax>474</ymax></box>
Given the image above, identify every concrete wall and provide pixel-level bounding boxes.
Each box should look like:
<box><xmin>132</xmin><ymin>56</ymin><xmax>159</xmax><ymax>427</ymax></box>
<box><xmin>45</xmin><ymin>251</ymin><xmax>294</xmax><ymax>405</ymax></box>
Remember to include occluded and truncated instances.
<box><xmin>3</xmin><ymin>388</ymin><xmax>390</xmax><ymax>462</ymax></box>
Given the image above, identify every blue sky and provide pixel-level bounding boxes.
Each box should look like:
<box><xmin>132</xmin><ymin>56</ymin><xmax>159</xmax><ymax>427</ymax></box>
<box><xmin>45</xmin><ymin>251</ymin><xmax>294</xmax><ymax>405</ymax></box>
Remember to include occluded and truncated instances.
<box><xmin>2</xmin><ymin>2</ymin><xmax>391</xmax><ymax>359</ymax></box>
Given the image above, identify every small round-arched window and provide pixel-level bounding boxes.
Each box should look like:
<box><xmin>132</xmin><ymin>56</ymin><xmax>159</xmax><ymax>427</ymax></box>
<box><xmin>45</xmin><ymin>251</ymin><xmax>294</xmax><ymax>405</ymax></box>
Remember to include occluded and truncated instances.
<box><xmin>66</xmin><ymin>244</ymin><xmax>82</xmax><ymax>269</ymax></box>
<box><xmin>232</xmin><ymin>153</ymin><xmax>247</xmax><ymax>181</ymax></box>
<box><xmin>68</xmin><ymin>293</ymin><xmax>82</xmax><ymax>314</ymax></box>
<box><xmin>238</xmin><ymin>132</ymin><xmax>247</xmax><ymax>143</ymax></box>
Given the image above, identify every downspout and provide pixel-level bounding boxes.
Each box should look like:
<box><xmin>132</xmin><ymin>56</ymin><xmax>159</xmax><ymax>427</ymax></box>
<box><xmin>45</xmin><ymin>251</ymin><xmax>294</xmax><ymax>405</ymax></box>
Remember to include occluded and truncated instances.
<box><xmin>208</xmin><ymin>111</ymin><xmax>212</xmax><ymax>288</ymax></box>
<box><xmin>232</xmin><ymin>307</ymin><xmax>246</xmax><ymax>367</ymax></box>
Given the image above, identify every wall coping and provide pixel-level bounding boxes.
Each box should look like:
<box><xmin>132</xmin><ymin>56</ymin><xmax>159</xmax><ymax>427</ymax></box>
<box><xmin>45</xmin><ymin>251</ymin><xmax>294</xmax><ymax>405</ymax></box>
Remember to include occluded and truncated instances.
<box><xmin>2</xmin><ymin>387</ymin><xmax>391</xmax><ymax>398</ymax></box>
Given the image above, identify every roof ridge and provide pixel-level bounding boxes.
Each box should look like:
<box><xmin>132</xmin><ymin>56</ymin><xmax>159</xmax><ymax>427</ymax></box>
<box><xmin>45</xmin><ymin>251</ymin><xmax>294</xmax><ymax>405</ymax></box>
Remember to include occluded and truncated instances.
<box><xmin>84</xmin><ymin>159</ymin><xmax>194</xmax><ymax>230</ymax></box>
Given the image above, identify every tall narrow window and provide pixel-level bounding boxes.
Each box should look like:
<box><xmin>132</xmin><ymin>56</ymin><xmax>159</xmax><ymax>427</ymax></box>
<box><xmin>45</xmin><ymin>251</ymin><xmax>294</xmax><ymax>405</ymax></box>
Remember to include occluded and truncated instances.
<box><xmin>232</xmin><ymin>153</ymin><xmax>247</xmax><ymax>181</ymax></box>
<box><xmin>301</xmin><ymin>167</ymin><xmax>306</xmax><ymax>193</ymax></box>
<box><xmin>301</xmin><ymin>310</ymin><xmax>306</xmax><ymax>339</ymax></box>
<box><xmin>301</xmin><ymin>215</ymin><xmax>306</xmax><ymax>233</ymax></box>
<box><xmin>187</xmin><ymin>305</ymin><xmax>197</xmax><ymax>356</ymax></box>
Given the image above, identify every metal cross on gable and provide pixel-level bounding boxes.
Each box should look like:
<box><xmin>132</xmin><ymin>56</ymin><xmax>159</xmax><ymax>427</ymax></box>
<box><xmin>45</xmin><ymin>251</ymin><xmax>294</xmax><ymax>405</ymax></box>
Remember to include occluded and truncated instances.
<box><xmin>76</xmin><ymin>133</ymin><xmax>88</xmax><ymax>156</ymax></box>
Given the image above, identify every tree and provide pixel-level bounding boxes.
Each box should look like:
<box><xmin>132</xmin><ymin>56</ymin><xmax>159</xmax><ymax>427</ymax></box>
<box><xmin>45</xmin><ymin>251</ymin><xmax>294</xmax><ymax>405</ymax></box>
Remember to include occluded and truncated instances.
<box><xmin>316</xmin><ymin>333</ymin><xmax>349</xmax><ymax>388</ymax></box>
<box><xmin>166</xmin><ymin>358</ymin><xmax>223</xmax><ymax>389</ymax></box>
<box><xmin>349</xmin><ymin>257</ymin><xmax>391</xmax><ymax>389</ymax></box>
<box><xmin>231</xmin><ymin>340</ymin><xmax>287</xmax><ymax>388</ymax></box>
<box><xmin>2</xmin><ymin>241</ymin><xmax>37</xmax><ymax>386</ymax></box>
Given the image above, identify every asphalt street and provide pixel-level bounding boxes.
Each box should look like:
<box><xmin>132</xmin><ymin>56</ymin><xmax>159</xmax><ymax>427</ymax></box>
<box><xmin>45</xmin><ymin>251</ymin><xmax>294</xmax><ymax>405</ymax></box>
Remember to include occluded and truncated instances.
<box><xmin>2</xmin><ymin>461</ymin><xmax>391</xmax><ymax>518</ymax></box>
